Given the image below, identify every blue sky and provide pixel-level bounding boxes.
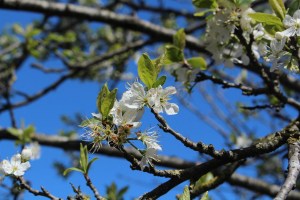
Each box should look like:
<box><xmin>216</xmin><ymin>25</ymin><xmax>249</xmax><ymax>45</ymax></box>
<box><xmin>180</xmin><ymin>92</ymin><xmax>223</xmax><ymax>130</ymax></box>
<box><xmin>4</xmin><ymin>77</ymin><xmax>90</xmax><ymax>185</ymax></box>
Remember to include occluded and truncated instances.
<box><xmin>0</xmin><ymin>2</ymin><xmax>285</xmax><ymax>199</ymax></box>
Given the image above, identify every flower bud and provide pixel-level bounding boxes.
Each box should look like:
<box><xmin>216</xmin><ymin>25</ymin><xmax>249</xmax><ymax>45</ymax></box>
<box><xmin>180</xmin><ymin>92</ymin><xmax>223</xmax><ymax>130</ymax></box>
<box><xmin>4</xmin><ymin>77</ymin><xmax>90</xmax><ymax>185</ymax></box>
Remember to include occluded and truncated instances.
<box><xmin>21</xmin><ymin>148</ymin><xmax>32</xmax><ymax>161</ymax></box>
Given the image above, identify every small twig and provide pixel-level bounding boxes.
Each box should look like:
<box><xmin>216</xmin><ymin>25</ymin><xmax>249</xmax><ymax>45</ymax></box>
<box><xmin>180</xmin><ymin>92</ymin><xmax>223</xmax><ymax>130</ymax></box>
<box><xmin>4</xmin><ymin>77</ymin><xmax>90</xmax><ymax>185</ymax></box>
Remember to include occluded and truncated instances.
<box><xmin>31</xmin><ymin>63</ymin><xmax>66</xmax><ymax>73</ymax></box>
<box><xmin>150</xmin><ymin>108</ymin><xmax>198</xmax><ymax>151</ymax></box>
<box><xmin>17</xmin><ymin>176</ymin><xmax>61</xmax><ymax>200</ymax></box>
<box><xmin>275</xmin><ymin>141</ymin><xmax>300</xmax><ymax>200</ymax></box>
<box><xmin>83</xmin><ymin>173</ymin><xmax>105</xmax><ymax>200</ymax></box>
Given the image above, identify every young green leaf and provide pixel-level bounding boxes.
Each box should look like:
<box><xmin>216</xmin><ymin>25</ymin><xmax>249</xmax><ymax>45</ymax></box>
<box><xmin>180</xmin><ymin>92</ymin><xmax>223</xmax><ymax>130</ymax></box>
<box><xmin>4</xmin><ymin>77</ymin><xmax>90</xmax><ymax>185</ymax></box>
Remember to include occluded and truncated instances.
<box><xmin>269</xmin><ymin>0</ymin><xmax>286</xmax><ymax>20</ymax></box>
<box><xmin>192</xmin><ymin>0</ymin><xmax>218</xmax><ymax>9</ymax></box>
<box><xmin>248</xmin><ymin>13</ymin><xmax>283</xmax><ymax>27</ymax></box>
<box><xmin>86</xmin><ymin>157</ymin><xmax>99</xmax><ymax>174</ymax></box>
<box><xmin>138</xmin><ymin>53</ymin><xmax>157</xmax><ymax>88</ymax></box>
<box><xmin>287</xmin><ymin>0</ymin><xmax>300</xmax><ymax>15</ymax></box>
<box><xmin>200</xmin><ymin>191</ymin><xmax>209</xmax><ymax>200</ymax></box>
<box><xmin>187</xmin><ymin>57</ymin><xmax>207</xmax><ymax>70</ymax></box>
<box><xmin>7</xmin><ymin>128</ymin><xmax>22</xmax><ymax>137</ymax></box>
<box><xmin>173</xmin><ymin>29</ymin><xmax>186</xmax><ymax>50</ymax></box>
<box><xmin>152</xmin><ymin>76</ymin><xmax>167</xmax><ymax>88</ymax></box>
<box><xmin>101</xmin><ymin>88</ymin><xmax>117</xmax><ymax>118</ymax></box>
<box><xmin>178</xmin><ymin>186</ymin><xmax>190</xmax><ymax>200</ymax></box>
<box><xmin>164</xmin><ymin>45</ymin><xmax>185</xmax><ymax>64</ymax></box>
<box><xmin>152</xmin><ymin>56</ymin><xmax>164</xmax><ymax>75</ymax></box>
<box><xmin>79</xmin><ymin>143</ymin><xmax>88</xmax><ymax>173</ymax></box>
<box><xmin>97</xmin><ymin>84</ymin><xmax>109</xmax><ymax>115</ymax></box>
<box><xmin>63</xmin><ymin>167</ymin><xmax>85</xmax><ymax>176</ymax></box>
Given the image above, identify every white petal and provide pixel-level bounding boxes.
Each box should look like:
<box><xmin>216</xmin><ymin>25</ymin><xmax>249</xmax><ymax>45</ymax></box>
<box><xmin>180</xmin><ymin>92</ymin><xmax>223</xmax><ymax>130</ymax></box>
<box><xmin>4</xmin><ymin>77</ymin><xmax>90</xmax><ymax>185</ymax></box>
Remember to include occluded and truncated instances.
<box><xmin>163</xmin><ymin>86</ymin><xmax>177</xmax><ymax>96</ymax></box>
<box><xmin>283</xmin><ymin>15</ymin><xmax>294</xmax><ymax>27</ymax></box>
<box><xmin>164</xmin><ymin>103</ymin><xmax>179</xmax><ymax>115</ymax></box>
<box><xmin>11</xmin><ymin>154</ymin><xmax>21</xmax><ymax>165</ymax></box>
<box><xmin>293</xmin><ymin>10</ymin><xmax>300</xmax><ymax>20</ymax></box>
<box><xmin>297</xmin><ymin>28</ymin><xmax>300</xmax><ymax>36</ymax></box>
<box><xmin>20</xmin><ymin>162</ymin><xmax>31</xmax><ymax>171</ymax></box>
<box><xmin>13</xmin><ymin>170</ymin><xmax>25</xmax><ymax>177</ymax></box>
<box><xmin>1</xmin><ymin>160</ymin><xmax>13</xmax><ymax>174</ymax></box>
<box><xmin>280</xmin><ymin>27</ymin><xmax>296</xmax><ymax>37</ymax></box>
<box><xmin>91</xmin><ymin>113</ymin><xmax>102</xmax><ymax>119</ymax></box>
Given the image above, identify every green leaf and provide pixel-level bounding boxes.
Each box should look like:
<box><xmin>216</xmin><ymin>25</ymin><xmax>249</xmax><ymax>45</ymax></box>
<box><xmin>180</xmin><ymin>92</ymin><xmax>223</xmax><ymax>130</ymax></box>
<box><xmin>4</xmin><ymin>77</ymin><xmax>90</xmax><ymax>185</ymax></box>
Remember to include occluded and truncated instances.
<box><xmin>86</xmin><ymin>157</ymin><xmax>98</xmax><ymax>174</ymax></box>
<box><xmin>63</xmin><ymin>167</ymin><xmax>85</xmax><ymax>176</ymax></box>
<box><xmin>164</xmin><ymin>45</ymin><xmax>185</xmax><ymax>64</ymax></box>
<box><xmin>138</xmin><ymin>53</ymin><xmax>157</xmax><ymax>88</ymax></box>
<box><xmin>80</xmin><ymin>143</ymin><xmax>88</xmax><ymax>173</ymax></box>
<box><xmin>152</xmin><ymin>57</ymin><xmax>164</xmax><ymax>75</ymax></box>
<box><xmin>12</xmin><ymin>24</ymin><xmax>24</xmax><ymax>35</ymax></box>
<box><xmin>117</xmin><ymin>186</ymin><xmax>129</xmax><ymax>199</ymax></box>
<box><xmin>200</xmin><ymin>191</ymin><xmax>209</xmax><ymax>200</ymax></box>
<box><xmin>173</xmin><ymin>29</ymin><xmax>186</xmax><ymax>49</ymax></box>
<box><xmin>194</xmin><ymin>172</ymin><xmax>214</xmax><ymax>187</ymax></box>
<box><xmin>179</xmin><ymin>186</ymin><xmax>190</xmax><ymax>200</ymax></box>
<box><xmin>101</xmin><ymin>88</ymin><xmax>117</xmax><ymax>118</ymax></box>
<box><xmin>194</xmin><ymin>9</ymin><xmax>214</xmax><ymax>17</ymax></box>
<box><xmin>7</xmin><ymin>128</ymin><xmax>22</xmax><ymax>137</ymax></box>
<box><xmin>97</xmin><ymin>84</ymin><xmax>109</xmax><ymax>114</ymax></box>
<box><xmin>26</xmin><ymin>28</ymin><xmax>41</xmax><ymax>38</ymax></box>
<box><xmin>187</xmin><ymin>57</ymin><xmax>207</xmax><ymax>70</ymax></box>
<box><xmin>192</xmin><ymin>0</ymin><xmax>218</xmax><ymax>9</ymax></box>
<box><xmin>248</xmin><ymin>13</ymin><xmax>283</xmax><ymax>27</ymax></box>
<box><xmin>269</xmin><ymin>0</ymin><xmax>286</xmax><ymax>20</ymax></box>
<box><xmin>287</xmin><ymin>0</ymin><xmax>300</xmax><ymax>15</ymax></box>
<box><xmin>152</xmin><ymin>76</ymin><xmax>167</xmax><ymax>88</ymax></box>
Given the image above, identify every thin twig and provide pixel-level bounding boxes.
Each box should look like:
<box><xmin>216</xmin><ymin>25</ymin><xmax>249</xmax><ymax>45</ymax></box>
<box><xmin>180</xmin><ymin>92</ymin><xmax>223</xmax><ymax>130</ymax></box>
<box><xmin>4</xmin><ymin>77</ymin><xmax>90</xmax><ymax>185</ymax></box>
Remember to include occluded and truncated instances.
<box><xmin>17</xmin><ymin>176</ymin><xmax>61</xmax><ymax>200</ymax></box>
<box><xmin>83</xmin><ymin>173</ymin><xmax>105</xmax><ymax>200</ymax></box>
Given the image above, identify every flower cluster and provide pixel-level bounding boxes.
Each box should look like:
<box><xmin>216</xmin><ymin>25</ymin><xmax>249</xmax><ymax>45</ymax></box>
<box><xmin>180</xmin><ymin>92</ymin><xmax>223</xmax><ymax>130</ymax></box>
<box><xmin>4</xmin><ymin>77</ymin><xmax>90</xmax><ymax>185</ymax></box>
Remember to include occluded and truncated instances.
<box><xmin>201</xmin><ymin>0</ymin><xmax>300</xmax><ymax>73</ymax></box>
<box><xmin>0</xmin><ymin>154</ymin><xmax>30</xmax><ymax>177</ymax></box>
<box><xmin>82</xmin><ymin>81</ymin><xmax>179</xmax><ymax>169</ymax></box>
<box><xmin>0</xmin><ymin>142</ymin><xmax>40</xmax><ymax>179</ymax></box>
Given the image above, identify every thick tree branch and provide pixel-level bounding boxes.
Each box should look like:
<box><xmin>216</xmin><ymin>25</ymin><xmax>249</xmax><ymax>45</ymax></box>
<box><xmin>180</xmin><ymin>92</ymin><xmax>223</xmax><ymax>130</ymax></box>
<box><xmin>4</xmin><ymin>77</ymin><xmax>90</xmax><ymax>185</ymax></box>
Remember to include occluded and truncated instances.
<box><xmin>228</xmin><ymin>173</ymin><xmax>300</xmax><ymax>200</ymax></box>
<box><xmin>275</xmin><ymin>141</ymin><xmax>300</xmax><ymax>200</ymax></box>
<box><xmin>138</xmin><ymin>122</ymin><xmax>300</xmax><ymax>199</ymax></box>
<box><xmin>0</xmin><ymin>0</ymin><xmax>208</xmax><ymax>54</ymax></box>
<box><xmin>1</xmin><ymin>129</ymin><xmax>300</xmax><ymax>199</ymax></box>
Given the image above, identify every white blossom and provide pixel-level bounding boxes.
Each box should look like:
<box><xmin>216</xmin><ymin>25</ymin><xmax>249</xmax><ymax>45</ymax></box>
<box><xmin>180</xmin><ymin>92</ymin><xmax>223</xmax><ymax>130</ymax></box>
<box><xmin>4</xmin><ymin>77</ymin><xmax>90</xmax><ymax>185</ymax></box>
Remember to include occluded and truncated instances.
<box><xmin>138</xmin><ymin>130</ymin><xmax>162</xmax><ymax>151</ymax></box>
<box><xmin>0</xmin><ymin>154</ymin><xmax>30</xmax><ymax>177</ymax></box>
<box><xmin>21</xmin><ymin>148</ymin><xmax>32</xmax><ymax>161</ymax></box>
<box><xmin>240</xmin><ymin>8</ymin><xmax>254</xmax><ymax>32</ymax></box>
<box><xmin>266</xmin><ymin>37</ymin><xmax>287</xmax><ymax>71</ymax></box>
<box><xmin>139</xmin><ymin>148</ymin><xmax>158</xmax><ymax>170</ymax></box>
<box><xmin>149</xmin><ymin>86</ymin><xmax>179</xmax><ymax>115</ymax></box>
<box><xmin>24</xmin><ymin>142</ymin><xmax>41</xmax><ymax>160</ymax></box>
<box><xmin>236</xmin><ymin>135</ymin><xmax>252</xmax><ymax>148</ymax></box>
<box><xmin>279</xmin><ymin>10</ymin><xmax>300</xmax><ymax>37</ymax></box>
<box><xmin>121</xmin><ymin>81</ymin><xmax>153</xmax><ymax>109</ymax></box>
<box><xmin>110</xmin><ymin>100</ymin><xmax>142</xmax><ymax>128</ymax></box>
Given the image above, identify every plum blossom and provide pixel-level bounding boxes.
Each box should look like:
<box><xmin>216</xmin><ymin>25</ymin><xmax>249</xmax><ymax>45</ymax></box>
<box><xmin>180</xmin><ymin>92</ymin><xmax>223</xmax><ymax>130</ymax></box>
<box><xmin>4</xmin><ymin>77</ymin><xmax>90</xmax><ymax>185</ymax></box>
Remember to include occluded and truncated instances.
<box><xmin>235</xmin><ymin>134</ymin><xmax>252</xmax><ymax>148</ymax></box>
<box><xmin>139</xmin><ymin>148</ymin><xmax>158</xmax><ymax>170</ymax></box>
<box><xmin>121</xmin><ymin>81</ymin><xmax>154</xmax><ymax>109</ymax></box>
<box><xmin>0</xmin><ymin>154</ymin><xmax>30</xmax><ymax>177</ymax></box>
<box><xmin>137</xmin><ymin>130</ymin><xmax>162</xmax><ymax>151</ymax></box>
<box><xmin>266</xmin><ymin>37</ymin><xmax>287</xmax><ymax>71</ymax></box>
<box><xmin>110</xmin><ymin>100</ymin><xmax>143</xmax><ymax>128</ymax></box>
<box><xmin>149</xmin><ymin>86</ymin><xmax>179</xmax><ymax>115</ymax></box>
<box><xmin>22</xmin><ymin>142</ymin><xmax>41</xmax><ymax>160</ymax></box>
<box><xmin>279</xmin><ymin>10</ymin><xmax>300</xmax><ymax>37</ymax></box>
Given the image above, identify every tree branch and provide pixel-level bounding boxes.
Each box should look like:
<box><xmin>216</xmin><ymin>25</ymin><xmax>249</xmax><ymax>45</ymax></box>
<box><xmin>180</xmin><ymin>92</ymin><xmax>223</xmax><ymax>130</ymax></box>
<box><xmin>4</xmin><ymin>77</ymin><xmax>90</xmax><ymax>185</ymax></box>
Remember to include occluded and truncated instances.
<box><xmin>0</xmin><ymin>0</ymin><xmax>208</xmax><ymax>54</ymax></box>
<box><xmin>275</xmin><ymin>141</ymin><xmax>300</xmax><ymax>200</ymax></box>
<box><xmin>17</xmin><ymin>176</ymin><xmax>61</xmax><ymax>200</ymax></box>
